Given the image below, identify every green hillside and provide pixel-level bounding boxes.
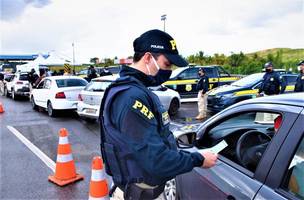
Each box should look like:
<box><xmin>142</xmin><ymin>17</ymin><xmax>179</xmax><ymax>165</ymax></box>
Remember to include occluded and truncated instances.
<box><xmin>246</xmin><ymin>48</ymin><xmax>304</xmax><ymax>62</ymax></box>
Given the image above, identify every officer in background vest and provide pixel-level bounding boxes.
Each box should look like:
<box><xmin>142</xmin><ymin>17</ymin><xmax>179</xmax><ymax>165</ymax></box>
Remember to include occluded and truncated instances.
<box><xmin>100</xmin><ymin>29</ymin><xmax>218</xmax><ymax>200</ymax></box>
<box><xmin>196</xmin><ymin>67</ymin><xmax>209</xmax><ymax>120</ymax></box>
<box><xmin>294</xmin><ymin>60</ymin><xmax>304</xmax><ymax>92</ymax></box>
<box><xmin>258</xmin><ymin>61</ymin><xmax>285</xmax><ymax>96</ymax></box>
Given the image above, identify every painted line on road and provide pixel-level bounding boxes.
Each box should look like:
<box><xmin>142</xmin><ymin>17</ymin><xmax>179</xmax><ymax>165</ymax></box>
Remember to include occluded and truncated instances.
<box><xmin>7</xmin><ymin>126</ymin><xmax>55</xmax><ymax>172</ymax></box>
<box><xmin>181</xmin><ymin>98</ymin><xmax>198</xmax><ymax>103</ymax></box>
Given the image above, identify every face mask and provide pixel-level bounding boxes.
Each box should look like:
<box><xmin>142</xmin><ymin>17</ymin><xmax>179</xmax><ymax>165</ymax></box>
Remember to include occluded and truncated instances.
<box><xmin>147</xmin><ymin>56</ymin><xmax>172</xmax><ymax>86</ymax></box>
<box><xmin>266</xmin><ymin>68</ymin><xmax>272</xmax><ymax>73</ymax></box>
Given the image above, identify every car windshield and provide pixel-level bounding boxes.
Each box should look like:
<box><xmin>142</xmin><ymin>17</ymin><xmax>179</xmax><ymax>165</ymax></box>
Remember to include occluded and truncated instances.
<box><xmin>84</xmin><ymin>80</ymin><xmax>112</xmax><ymax>91</ymax></box>
<box><xmin>170</xmin><ymin>67</ymin><xmax>188</xmax><ymax>78</ymax></box>
<box><xmin>19</xmin><ymin>74</ymin><xmax>29</xmax><ymax>81</ymax></box>
<box><xmin>56</xmin><ymin>79</ymin><xmax>88</xmax><ymax>88</ymax></box>
<box><xmin>231</xmin><ymin>73</ymin><xmax>264</xmax><ymax>87</ymax></box>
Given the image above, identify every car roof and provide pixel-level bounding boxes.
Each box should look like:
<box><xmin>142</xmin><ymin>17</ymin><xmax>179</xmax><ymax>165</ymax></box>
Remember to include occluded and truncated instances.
<box><xmin>237</xmin><ymin>93</ymin><xmax>304</xmax><ymax>108</ymax></box>
<box><xmin>46</xmin><ymin>76</ymin><xmax>86</xmax><ymax>80</ymax></box>
<box><xmin>92</xmin><ymin>74</ymin><xmax>119</xmax><ymax>81</ymax></box>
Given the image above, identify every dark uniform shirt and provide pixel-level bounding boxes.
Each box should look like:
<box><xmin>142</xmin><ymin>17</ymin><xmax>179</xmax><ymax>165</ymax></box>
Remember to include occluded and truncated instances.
<box><xmin>107</xmin><ymin>66</ymin><xmax>204</xmax><ymax>183</ymax></box>
<box><xmin>294</xmin><ymin>72</ymin><xmax>304</xmax><ymax>92</ymax></box>
<box><xmin>259</xmin><ymin>71</ymin><xmax>285</xmax><ymax>95</ymax></box>
<box><xmin>196</xmin><ymin>75</ymin><xmax>209</xmax><ymax>94</ymax></box>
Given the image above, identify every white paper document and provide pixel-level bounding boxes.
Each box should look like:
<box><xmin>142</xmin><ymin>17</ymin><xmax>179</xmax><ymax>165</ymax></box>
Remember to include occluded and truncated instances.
<box><xmin>198</xmin><ymin>140</ymin><xmax>228</xmax><ymax>154</ymax></box>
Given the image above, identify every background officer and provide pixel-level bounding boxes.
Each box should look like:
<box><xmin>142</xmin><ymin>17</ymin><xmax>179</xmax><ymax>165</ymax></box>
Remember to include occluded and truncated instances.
<box><xmin>100</xmin><ymin>29</ymin><xmax>218</xmax><ymax>199</ymax></box>
<box><xmin>196</xmin><ymin>67</ymin><xmax>209</xmax><ymax>120</ymax></box>
<box><xmin>295</xmin><ymin>60</ymin><xmax>304</xmax><ymax>92</ymax></box>
<box><xmin>258</xmin><ymin>61</ymin><xmax>285</xmax><ymax>96</ymax></box>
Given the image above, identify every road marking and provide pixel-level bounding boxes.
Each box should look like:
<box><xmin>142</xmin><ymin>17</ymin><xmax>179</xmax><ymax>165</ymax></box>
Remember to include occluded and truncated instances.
<box><xmin>7</xmin><ymin>126</ymin><xmax>55</xmax><ymax>172</ymax></box>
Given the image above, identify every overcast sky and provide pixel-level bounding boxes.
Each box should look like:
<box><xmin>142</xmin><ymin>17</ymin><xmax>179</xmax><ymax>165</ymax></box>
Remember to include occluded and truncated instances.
<box><xmin>0</xmin><ymin>0</ymin><xmax>303</xmax><ymax>63</ymax></box>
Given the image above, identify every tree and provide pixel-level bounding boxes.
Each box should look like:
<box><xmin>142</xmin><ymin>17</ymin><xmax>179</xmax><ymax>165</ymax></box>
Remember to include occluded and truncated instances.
<box><xmin>90</xmin><ymin>57</ymin><xmax>99</xmax><ymax>64</ymax></box>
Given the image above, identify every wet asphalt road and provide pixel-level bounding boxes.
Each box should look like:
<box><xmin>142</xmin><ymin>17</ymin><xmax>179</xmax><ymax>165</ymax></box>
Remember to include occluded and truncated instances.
<box><xmin>0</xmin><ymin>96</ymin><xmax>206</xmax><ymax>200</ymax></box>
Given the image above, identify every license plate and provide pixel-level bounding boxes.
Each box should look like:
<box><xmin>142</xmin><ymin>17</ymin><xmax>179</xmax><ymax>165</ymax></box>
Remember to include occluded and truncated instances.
<box><xmin>85</xmin><ymin>108</ymin><xmax>96</xmax><ymax>114</ymax></box>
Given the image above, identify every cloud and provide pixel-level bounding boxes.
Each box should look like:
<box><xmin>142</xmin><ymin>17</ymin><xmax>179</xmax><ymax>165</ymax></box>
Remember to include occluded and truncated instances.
<box><xmin>0</xmin><ymin>0</ymin><xmax>303</xmax><ymax>63</ymax></box>
<box><xmin>0</xmin><ymin>0</ymin><xmax>51</xmax><ymax>21</ymax></box>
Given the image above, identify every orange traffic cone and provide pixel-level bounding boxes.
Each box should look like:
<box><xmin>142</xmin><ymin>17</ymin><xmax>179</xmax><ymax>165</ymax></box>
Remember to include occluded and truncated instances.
<box><xmin>0</xmin><ymin>102</ymin><xmax>4</xmax><ymax>113</ymax></box>
<box><xmin>89</xmin><ymin>156</ymin><xmax>109</xmax><ymax>200</ymax></box>
<box><xmin>48</xmin><ymin>128</ymin><xmax>84</xmax><ymax>186</ymax></box>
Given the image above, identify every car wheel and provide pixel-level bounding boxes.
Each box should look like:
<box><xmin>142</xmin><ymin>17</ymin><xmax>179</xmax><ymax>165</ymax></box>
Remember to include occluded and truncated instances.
<box><xmin>47</xmin><ymin>101</ymin><xmax>57</xmax><ymax>117</ymax></box>
<box><xmin>12</xmin><ymin>89</ymin><xmax>18</xmax><ymax>100</ymax></box>
<box><xmin>31</xmin><ymin>96</ymin><xmax>38</xmax><ymax>110</ymax></box>
<box><xmin>168</xmin><ymin>98</ymin><xmax>180</xmax><ymax>116</ymax></box>
<box><xmin>5</xmin><ymin>87</ymin><xmax>9</xmax><ymax>97</ymax></box>
<box><xmin>164</xmin><ymin>178</ymin><xmax>177</xmax><ymax>200</ymax></box>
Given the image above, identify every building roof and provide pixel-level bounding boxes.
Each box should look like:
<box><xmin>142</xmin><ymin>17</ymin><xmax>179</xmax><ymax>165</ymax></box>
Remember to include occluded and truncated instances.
<box><xmin>0</xmin><ymin>54</ymin><xmax>49</xmax><ymax>61</ymax></box>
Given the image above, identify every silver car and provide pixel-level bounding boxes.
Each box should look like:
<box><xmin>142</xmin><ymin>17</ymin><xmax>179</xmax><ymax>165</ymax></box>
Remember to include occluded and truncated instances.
<box><xmin>77</xmin><ymin>75</ymin><xmax>181</xmax><ymax>121</ymax></box>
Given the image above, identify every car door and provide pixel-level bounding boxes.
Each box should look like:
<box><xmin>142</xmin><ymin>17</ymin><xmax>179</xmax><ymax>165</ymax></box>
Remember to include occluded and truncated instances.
<box><xmin>255</xmin><ymin>111</ymin><xmax>304</xmax><ymax>200</ymax></box>
<box><xmin>173</xmin><ymin>67</ymin><xmax>199</xmax><ymax>98</ymax></box>
<box><xmin>176</xmin><ymin>103</ymin><xmax>302</xmax><ymax>200</ymax></box>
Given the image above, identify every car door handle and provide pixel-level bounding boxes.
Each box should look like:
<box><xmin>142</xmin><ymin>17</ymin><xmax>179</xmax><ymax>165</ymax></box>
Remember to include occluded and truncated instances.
<box><xmin>226</xmin><ymin>195</ymin><xmax>236</xmax><ymax>200</ymax></box>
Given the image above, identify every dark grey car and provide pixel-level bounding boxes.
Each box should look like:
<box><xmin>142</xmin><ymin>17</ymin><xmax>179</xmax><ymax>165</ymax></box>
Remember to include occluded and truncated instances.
<box><xmin>165</xmin><ymin>93</ymin><xmax>304</xmax><ymax>200</ymax></box>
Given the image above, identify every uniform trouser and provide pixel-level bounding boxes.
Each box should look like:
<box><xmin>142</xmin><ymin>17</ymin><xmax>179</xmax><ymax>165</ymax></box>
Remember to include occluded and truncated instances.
<box><xmin>197</xmin><ymin>91</ymin><xmax>207</xmax><ymax>118</ymax></box>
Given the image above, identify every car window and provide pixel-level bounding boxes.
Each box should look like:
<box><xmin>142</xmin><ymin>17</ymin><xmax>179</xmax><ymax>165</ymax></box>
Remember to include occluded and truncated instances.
<box><xmin>282</xmin><ymin>136</ymin><xmax>304</xmax><ymax>199</ymax></box>
<box><xmin>282</xmin><ymin>75</ymin><xmax>297</xmax><ymax>85</ymax></box>
<box><xmin>217</xmin><ymin>66</ymin><xmax>229</xmax><ymax>77</ymax></box>
<box><xmin>178</xmin><ymin>68</ymin><xmax>199</xmax><ymax>79</ymax></box>
<box><xmin>197</xmin><ymin>111</ymin><xmax>281</xmax><ymax>173</ymax></box>
<box><xmin>37</xmin><ymin>80</ymin><xmax>45</xmax><ymax>89</ymax></box>
<box><xmin>56</xmin><ymin>79</ymin><xmax>88</xmax><ymax>88</ymax></box>
<box><xmin>19</xmin><ymin>74</ymin><xmax>29</xmax><ymax>81</ymax></box>
<box><xmin>44</xmin><ymin>79</ymin><xmax>52</xmax><ymax>89</ymax></box>
<box><xmin>203</xmin><ymin>68</ymin><xmax>217</xmax><ymax>78</ymax></box>
<box><xmin>84</xmin><ymin>80</ymin><xmax>112</xmax><ymax>91</ymax></box>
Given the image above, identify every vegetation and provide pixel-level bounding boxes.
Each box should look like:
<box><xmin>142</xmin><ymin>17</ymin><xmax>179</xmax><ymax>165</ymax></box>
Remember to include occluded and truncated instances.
<box><xmin>186</xmin><ymin>48</ymin><xmax>304</xmax><ymax>75</ymax></box>
<box><xmin>89</xmin><ymin>48</ymin><xmax>303</xmax><ymax>75</ymax></box>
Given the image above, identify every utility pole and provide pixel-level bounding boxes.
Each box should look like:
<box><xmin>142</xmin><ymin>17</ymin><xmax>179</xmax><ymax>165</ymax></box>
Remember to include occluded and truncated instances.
<box><xmin>72</xmin><ymin>42</ymin><xmax>75</xmax><ymax>73</ymax></box>
<box><xmin>161</xmin><ymin>14</ymin><xmax>167</xmax><ymax>32</ymax></box>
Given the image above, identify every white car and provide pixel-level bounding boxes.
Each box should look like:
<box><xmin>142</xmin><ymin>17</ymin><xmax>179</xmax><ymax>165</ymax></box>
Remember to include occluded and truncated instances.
<box><xmin>5</xmin><ymin>72</ymin><xmax>30</xmax><ymax>100</ymax></box>
<box><xmin>77</xmin><ymin>75</ymin><xmax>181</xmax><ymax>120</ymax></box>
<box><xmin>31</xmin><ymin>76</ymin><xmax>88</xmax><ymax>117</ymax></box>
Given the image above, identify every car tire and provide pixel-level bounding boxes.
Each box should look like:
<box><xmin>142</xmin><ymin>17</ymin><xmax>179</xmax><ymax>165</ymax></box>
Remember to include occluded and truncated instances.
<box><xmin>47</xmin><ymin>101</ymin><xmax>57</xmax><ymax>117</ymax></box>
<box><xmin>31</xmin><ymin>96</ymin><xmax>38</xmax><ymax>110</ymax></box>
<box><xmin>168</xmin><ymin>98</ymin><xmax>180</xmax><ymax>116</ymax></box>
<box><xmin>163</xmin><ymin>178</ymin><xmax>178</xmax><ymax>200</ymax></box>
<box><xmin>12</xmin><ymin>89</ymin><xmax>18</xmax><ymax>100</ymax></box>
<box><xmin>5</xmin><ymin>87</ymin><xmax>9</xmax><ymax>97</ymax></box>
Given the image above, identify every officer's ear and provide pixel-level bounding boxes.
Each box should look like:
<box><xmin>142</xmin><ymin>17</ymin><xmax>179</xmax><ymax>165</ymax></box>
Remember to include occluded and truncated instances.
<box><xmin>143</xmin><ymin>52</ymin><xmax>152</xmax><ymax>64</ymax></box>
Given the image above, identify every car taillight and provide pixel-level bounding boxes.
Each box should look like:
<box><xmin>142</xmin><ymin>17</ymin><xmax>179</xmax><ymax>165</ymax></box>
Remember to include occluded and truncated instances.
<box><xmin>16</xmin><ymin>81</ymin><xmax>23</xmax><ymax>84</ymax></box>
<box><xmin>55</xmin><ymin>92</ymin><xmax>66</xmax><ymax>99</ymax></box>
<box><xmin>78</xmin><ymin>94</ymin><xmax>83</xmax><ymax>101</ymax></box>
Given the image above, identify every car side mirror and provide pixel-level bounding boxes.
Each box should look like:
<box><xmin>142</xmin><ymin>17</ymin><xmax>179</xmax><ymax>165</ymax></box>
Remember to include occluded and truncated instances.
<box><xmin>176</xmin><ymin>132</ymin><xmax>197</xmax><ymax>149</ymax></box>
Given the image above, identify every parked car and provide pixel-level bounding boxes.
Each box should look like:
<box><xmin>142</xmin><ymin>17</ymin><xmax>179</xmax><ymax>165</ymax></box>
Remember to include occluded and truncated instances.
<box><xmin>77</xmin><ymin>75</ymin><xmax>181</xmax><ymax>121</ymax></box>
<box><xmin>30</xmin><ymin>76</ymin><xmax>88</xmax><ymax>117</ymax></box>
<box><xmin>5</xmin><ymin>72</ymin><xmax>30</xmax><ymax>100</ymax></box>
<box><xmin>164</xmin><ymin>65</ymin><xmax>240</xmax><ymax>99</ymax></box>
<box><xmin>207</xmin><ymin>73</ymin><xmax>298</xmax><ymax>113</ymax></box>
<box><xmin>164</xmin><ymin>93</ymin><xmax>304</xmax><ymax>200</ymax></box>
<box><xmin>0</xmin><ymin>72</ymin><xmax>14</xmax><ymax>96</ymax></box>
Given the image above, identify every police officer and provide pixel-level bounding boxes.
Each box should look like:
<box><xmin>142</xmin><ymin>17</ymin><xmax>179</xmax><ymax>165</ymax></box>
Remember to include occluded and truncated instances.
<box><xmin>196</xmin><ymin>68</ymin><xmax>209</xmax><ymax>120</ymax></box>
<box><xmin>294</xmin><ymin>60</ymin><xmax>304</xmax><ymax>92</ymax></box>
<box><xmin>100</xmin><ymin>29</ymin><xmax>218</xmax><ymax>200</ymax></box>
<box><xmin>258</xmin><ymin>61</ymin><xmax>285</xmax><ymax>96</ymax></box>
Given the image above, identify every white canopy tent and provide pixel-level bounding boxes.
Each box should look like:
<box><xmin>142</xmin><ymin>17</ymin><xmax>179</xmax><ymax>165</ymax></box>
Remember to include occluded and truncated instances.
<box><xmin>16</xmin><ymin>54</ymin><xmax>47</xmax><ymax>72</ymax></box>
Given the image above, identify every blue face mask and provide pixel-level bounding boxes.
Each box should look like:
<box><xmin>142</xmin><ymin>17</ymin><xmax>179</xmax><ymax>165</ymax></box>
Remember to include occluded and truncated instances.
<box><xmin>146</xmin><ymin>56</ymin><xmax>172</xmax><ymax>86</ymax></box>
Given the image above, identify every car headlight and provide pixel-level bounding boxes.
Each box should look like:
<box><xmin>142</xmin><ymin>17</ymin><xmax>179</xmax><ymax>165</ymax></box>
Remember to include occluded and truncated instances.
<box><xmin>221</xmin><ymin>93</ymin><xmax>234</xmax><ymax>99</ymax></box>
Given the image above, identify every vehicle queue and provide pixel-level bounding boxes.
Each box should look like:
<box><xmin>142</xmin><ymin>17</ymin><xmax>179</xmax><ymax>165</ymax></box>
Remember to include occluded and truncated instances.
<box><xmin>0</xmin><ymin>61</ymin><xmax>304</xmax><ymax>200</ymax></box>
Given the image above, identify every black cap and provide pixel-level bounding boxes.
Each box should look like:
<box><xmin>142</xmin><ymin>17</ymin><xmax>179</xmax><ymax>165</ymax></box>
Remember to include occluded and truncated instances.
<box><xmin>264</xmin><ymin>61</ymin><xmax>273</xmax><ymax>68</ymax></box>
<box><xmin>297</xmin><ymin>60</ymin><xmax>304</xmax><ymax>66</ymax></box>
<box><xmin>133</xmin><ymin>29</ymin><xmax>188</xmax><ymax>67</ymax></box>
<box><xmin>199</xmin><ymin>67</ymin><xmax>205</xmax><ymax>72</ymax></box>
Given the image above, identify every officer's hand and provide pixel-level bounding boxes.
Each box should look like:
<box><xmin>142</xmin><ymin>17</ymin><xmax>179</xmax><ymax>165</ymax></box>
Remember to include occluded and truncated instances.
<box><xmin>201</xmin><ymin>151</ymin><xmax>218</xmax><ymax>168</ymax></box>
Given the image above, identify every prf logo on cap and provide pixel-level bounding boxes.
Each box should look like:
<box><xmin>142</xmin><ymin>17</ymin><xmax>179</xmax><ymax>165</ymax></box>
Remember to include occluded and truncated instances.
<box><xmin>170</xmin><ymin>40</ymin><xmax>177</xmax><ymax>50</ymax></box>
